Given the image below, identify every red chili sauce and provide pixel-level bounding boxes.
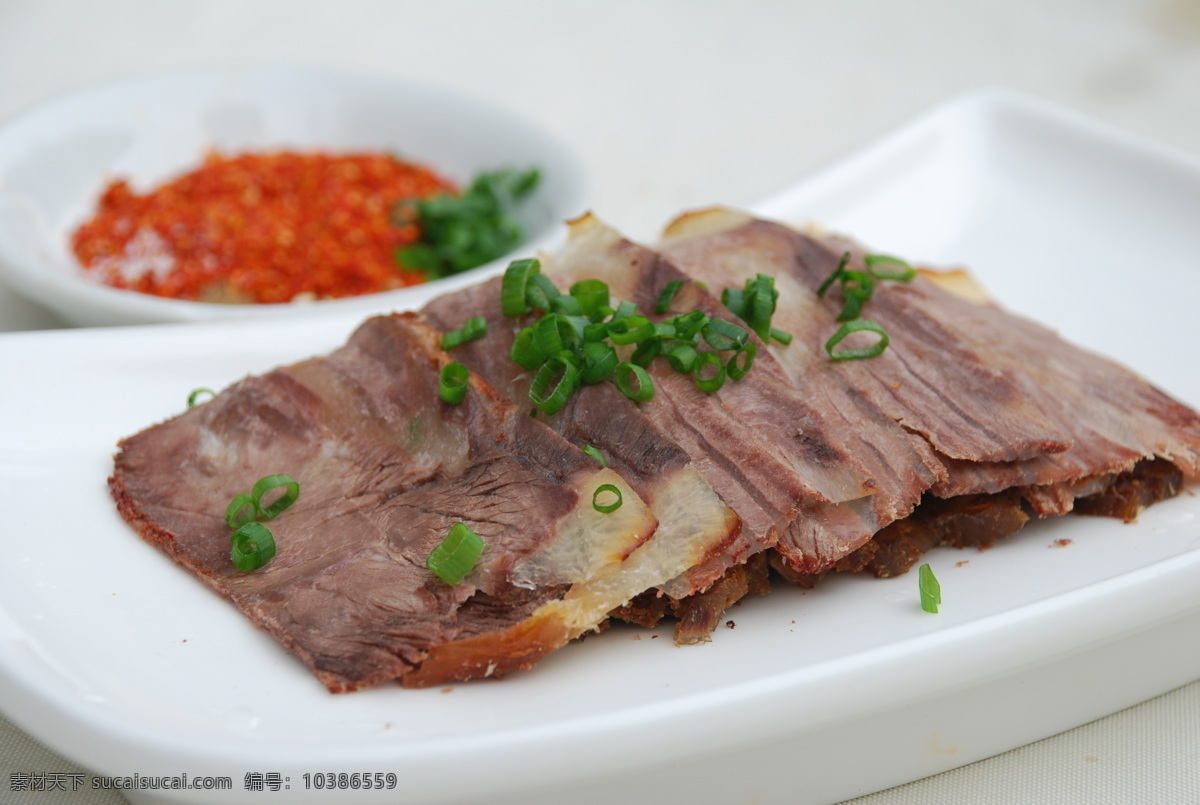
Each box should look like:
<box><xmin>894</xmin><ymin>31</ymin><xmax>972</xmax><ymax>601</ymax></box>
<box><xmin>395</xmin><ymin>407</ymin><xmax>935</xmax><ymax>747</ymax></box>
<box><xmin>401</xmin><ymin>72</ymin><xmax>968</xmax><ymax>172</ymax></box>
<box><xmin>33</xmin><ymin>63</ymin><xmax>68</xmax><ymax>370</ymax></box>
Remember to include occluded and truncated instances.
<box><xmin>71</xmin><ymin>151</ymin><xmax>457</xmax><ymax>303</ymax></box>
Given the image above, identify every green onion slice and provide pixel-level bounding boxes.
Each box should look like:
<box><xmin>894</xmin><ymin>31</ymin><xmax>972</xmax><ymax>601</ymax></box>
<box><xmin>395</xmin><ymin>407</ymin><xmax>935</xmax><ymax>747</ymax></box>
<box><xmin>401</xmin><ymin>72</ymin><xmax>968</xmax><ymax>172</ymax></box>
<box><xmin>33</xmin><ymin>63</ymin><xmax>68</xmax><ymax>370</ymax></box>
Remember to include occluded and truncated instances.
<box><xmin>721</xmin><ymin>287</ymin><xmax>747</xmax><ymax>319</ymax></box>
<box><xmin>693</xmin><ymin>351</ymin><xmax>726</xmax><ymax>393</ymax></box>
<box><xmin>225</xmin><ymin>493</ymin><xmax>258</xmax><ymax>530</ymax></box>
<box><xmin>230</xmin><ymin>522</ymin><xmax>277</xmax><ymax>572</ymax></box>
<box><xmin>509</xmin><ymin>326</ymin><xmax>543</xmax><ymax>370</ymax></box>
<box><xmin>770</xmin><ymin>327</ymin><xmax>793</xmax><ymax>346</ymax></box>
<box><xmin>441</xmin><ymin>316</ymin><xmax>488</xmax><ymax>350</ymax></box>
<box><xmin>569</xmin><ymin>279</ymin><xmax>609</xmax><ymax>316</ymax></box>
<box><xmin>500</xmin><ymin>258</ymin><xmax>540</xmax><ymax>317</ymax></box>
<box><xmin>592</xmin><ymin>483</ymin><xmax>623</xmax><ymax>513</ymax></box>
<box><xmin>655</xmin><ymin>280</ymin><xmax>685</xmax><ymax>314</ymax></box>
<box><xmin>607</xmin><ymin>315</ymin><xmax>654</xmax><ymax>345</ymax></box>
<box><xmin>251</xmin><ymin>474</ymin><xmax>301</xmax><ymax>520</ymax></box>
<box><xmin>865</xmin><ymin>253</ymin><xmax>917</xmax><ymax>282</ymax></box>
<box><xmin>665</xmin><ymin>342</ymin><xmax>698</xmax><ymax>373</ymax></box>
<box><xmin>187</xmin><ymin>387</ymin><xmax>215</xmax><ymax>408</ymax></box>
<box><xmin>826</xmin><ymin>320</ymin><xmax>890</xmax><ymax>361</ymax></box>
<box><xmin>816</xmin><ymin>252</ymin><xmax>851</xmax><ymax>298</ymax></box>
<box><xmin>746</xmin><ymin>274</ymin><xmax>777</xmax><ymax>340</ymax></box>
<box><xmin>615</xmin><ymin>362</ymin><xmax>654</xmax><ymax>402</ymax></box>
<box><xmin>582</xmin><ymin>444</ymin><xmax>607</xmax><ymax>467</ymax></box>
<box><xmin>918</xmin><ymin>562</ymin><xmax>941</xmax><ymax>613</ymax></box>
<box><xmin>580</xmin><ymin>341</ymin><xmax>619</xmax><ymax>384</ymax></box>
<box><xmin>439</xmin><ymin>362</ymin><xmax>470</xmax><ymax>404</ymax></box>
<box><xmin>727</xmin><ymin>342</ymin><xmax>757</xmax><ymax>381</ymax></box>
<box><xmin>631</xmin><ymin>338</ymin><xmax>663</xmax><ymax>368</ymax></box>
<box><xmin>701</xmin><ymin>318</ymin><xmax>748</xmax><ymax>351</ymax></box>
<box><xmin>426</xmin><ymin>522</ymin><xmax>485</xmax><ymax>585</ymax></box>
<box><xmin>529</xmin><ymin>353</ymin><xmax>580</xmax><ymax>415</ymax></box>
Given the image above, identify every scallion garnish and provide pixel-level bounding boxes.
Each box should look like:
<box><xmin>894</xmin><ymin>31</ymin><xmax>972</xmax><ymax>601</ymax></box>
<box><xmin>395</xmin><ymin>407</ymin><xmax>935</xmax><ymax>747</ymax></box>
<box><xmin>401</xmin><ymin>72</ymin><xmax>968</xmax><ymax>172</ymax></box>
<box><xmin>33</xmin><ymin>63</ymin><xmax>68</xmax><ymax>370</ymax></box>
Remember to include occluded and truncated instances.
<box><xmin>769</xmin><ymin>327</ymin><xmax>793</xmax><ymax>346</ymax></box>
<box><xmin>187</xmin><ymin>387</ymin><xmax>215</xmax><ymax>408</ymax></box>
<box><xmin>727</xmin><ymin>342</ymin><xmax>757</xmax><ymax>381</ymax></box>
<box><xmin>250</xmin><ymin>473</ymin><xmax>301</xmax><ymax>520</ymax></box>
<box><xmin>665</xmin><ymin>342</ymin><xmax>698</xmax><ymax>373</ymax></box>
<box><xmin>918</xmin><ymin>563</ymin><xmax>941</xmax><ymax>613</ymax></box>
<box><xmin>441</xmin><ymin>316</ymin><xmax>488</xmax><ymax>350</ymax></box>
<box><xmin>439</xmin><ymin>362</ymin><xmax>470</xmax><ymax>404</ymax></box>
<box><xmin>825</xmin><ymin>320</ymin><xmax>889</xmax><ymax>361</ymax></box>
<box><xmin>427</xmin><ymin>522</ymin><xmax>485</xmax><ymax>585</ymax></box>
<box><xmin>580</xmin><ymin>341</ymin><xmax>619</xmax><ymax>384</ymax></box>
<box><xmin>529</xmin><ymin>354</ymin><xmax>580</xmax><ymax>415</ymax></box>
<box><xmin>569</xmin><ymin>279</ymin><xmax>609</xmax><ymax>316</ymax></box>
<box><xmin>865</xmin><ymin>253</ymin><xmax>917</xmax><ymax>282</ymax></box>
<box><xmin>816</xmin><ymin>252</ymin><xmax>851</xmax><ymax>298</ymax></box>
<box><xmin>225</xmin><ymin>493</ymin><xmax>258</xmax><ymax>530</ymax></box>
<box><xmin>701</xmin><ymin>319</ymin><xmax>748</xmax><ymax>351</ymax></box>
<box><xmin>655</xmin><ymin>280</ymin><xmax>685</xmax><ymax>314</ymax></box>
<box><xmin>607</xmin><ymin>315</ymin><xmax>655</xmax><ymax>345</ymax></box>
<box><xmin>615</xmin><ymin>362</ymin><xmax>654</xmax><ymax>402</ymax></box>
<box><xmin>835</xmin><ymin>270</ymin><xmax>876</xmax><ymax>322</ymax></box>
<box><xmin>582</xmin><ymin>444</ymin><xmax>607</xmax><ymax>467</ymax></box>
<box><xmin>592</xmin><ymin>484</ymin><xmax>623</xmax><ymax>513</ymax></box>
<box><xmin>230</xmin><ymin>521</ymin><xmax>277</xmax><ymax>572</ymax></box>
<box><xmin>693</xmin><ymin>351</ymin><xmax>726</xmax><ymax>393</ymax></box>
<box><xmin>222</xmin><ymin>474</ymin><xmax>300</xmax><ymax>572</ymax></box>
<box><xmin>500</xmin><ymin>258</ymin><xmax>540</xmax><ymax>317</ymax></box>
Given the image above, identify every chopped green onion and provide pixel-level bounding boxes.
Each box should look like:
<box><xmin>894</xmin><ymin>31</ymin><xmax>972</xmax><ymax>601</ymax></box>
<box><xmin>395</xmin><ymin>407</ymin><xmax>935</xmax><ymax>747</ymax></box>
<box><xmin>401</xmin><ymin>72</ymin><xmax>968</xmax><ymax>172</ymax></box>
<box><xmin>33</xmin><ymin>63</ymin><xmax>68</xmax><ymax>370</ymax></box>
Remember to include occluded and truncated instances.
<box><xmin>592</xmin><ymin>483</ymin><xmax>624</xmax><ymax>513</ymax></box>
<box><xmin>701</xmin><ymin>319</ymin><xmax>748</xmax><ymax>351</ymax></box>
<box><xmin>529</xmin><ymin>353</ymin><xmax>580</xmax><ymax>415</ymax></box>
<box><xmin>770</xmin><ymin>327</ymin><xmax>793</xmax><ymax>345</ymax></box>
<box><xmin>607</xmin><ymin>315</ymin><xmax>654</xmax><ymax>345</ymax></box>
<box><xmin>526</xmin><ymin>273</ymin><xmax>562</xmax><ymax>312</ymax></box>
<box><xmin>187</xmin><ymin>387</ymin><xmax>215</xmax><ymax>408</ymax></box>
<box><xmin>439</xmin><ymin>362</ymin><xmax>470</xmax><ymax>404</ymax></box>
<box><xmin>609</xmin><ymin>300</ymin><xmax>638</xmax><ymax>323</ymax></box>
<box><xmin>580</xmin><ymin>341</ymin><xmax>619</xmax><ymax>384</ymax></box>
<box><xmin>865</xmin><ymin>253</ymin><xmax>917</xmax><ymax>282</ymax></box>
<box><xmin>509</xmin><ymin>326</ymin><xmax>544</xmax><ymax>370</ymax></box>
<box><xmin>615</xmin><ymin>362</ymin><xmax>654</xmax><ymax>402</ymax></box>
<box><xmin>655</xmin><ymin>280</ymin><xmax>685</xmax><ymax>314</ymax></box>
<box><xmin>816</xmin><ymin>252</ymin><xmax>850</xmax><ymax>298</ymax></box>
<box><xmin>230</xmin><ymin>522</ymin><xmax>277</xmax><ymax>572</ymax></box>
<box><xmin>225</xmin><ymin>493</ymin><xmax>258</xmax><ymax>530</ymax></box>
<box><xmin>670</xmin><ymin>310</ymin><xmax>709</xmax><ymax>341</ymax></box>
<box><xmin>918</xmin><ymin>563</ymin><xmax>941</xmax><ymax>613</ymax></box>
<box><xmin>727</xmin><ymin>342</ymin><xmax>757</xmax><ymax>381</ymax></box>
<box><xmin>500</xmin><ymin>258</ymin><xmax>540</xmax><ymax>317</ymax></box>
<box><xmin>533</xmin><ymin>313</ymin><xmax>569</xmax><ymax>357</ymax></box>
<box><xmin>582</xmin><ymin>444</ymin><xmax>607</xmax><ymax>467</ymax></box>
<box><xmin>631</xmin><ymin>338</ymin><xmax>663</xmax><ymax>368</ymax></box>
<box><xmin>693</xmin><ymin>351</ymin><xmax>726</xmax><ymax>393</ymax></box>
<box><xmin>665</xmin><ymin>342</ymin><xmax>698</xmax><ymax>373</ymax></box>
<box><xmin>721</xmin><ymin>287</ymin><xmax>747</xmax><ymax>319</ymax></box>
<box><xmin>426</xmin><ymin>522</ymin><xmax>485</xmax><ymax>585</ymax></box>
<box><xmin>569</xmin><ymin>279</ymin><xmax>609</xmax><ymax>316</ymax></box>
<box><xmin>836</xmin><ymin>270</ymin><xmax>876</xmax><ymax>322</ymax></box>
<box><xmin>826</xmin><ymin>320</ymin><xmax>890</xmax><ymax>361</ymax></box>
<box><xmin>251</xmin><ymin>474</ymin><xmax>301</xmax><ymax>521</ymax></box>
<box><xmin>550</xmin><ymin>293</ymin><xmax>583</xmax><ymax>317</ymax></box>
<box><xmin>441</xmin><ymin>316</ymin><xmax>488</xmax><ymax>350</ymax></box>
<box><xmin>745</xmin><ymin>274</ymin><xmax>778</xmax><ymax>340</ymax></box>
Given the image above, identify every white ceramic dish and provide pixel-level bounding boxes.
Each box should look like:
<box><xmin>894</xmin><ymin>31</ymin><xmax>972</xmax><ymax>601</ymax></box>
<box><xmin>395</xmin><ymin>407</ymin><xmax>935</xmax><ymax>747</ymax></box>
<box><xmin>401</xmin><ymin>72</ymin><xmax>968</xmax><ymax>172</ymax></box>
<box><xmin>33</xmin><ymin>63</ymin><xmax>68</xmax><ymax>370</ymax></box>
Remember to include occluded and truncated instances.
<box><xmin>0</xmin><ymin>67</ymin><xmax>586</xmax><ymax>327</ymax></box>
<box><xmin>2</xmin><ymin>88</ymin><xmax>1200</xmax><ymax>805</ymax></box>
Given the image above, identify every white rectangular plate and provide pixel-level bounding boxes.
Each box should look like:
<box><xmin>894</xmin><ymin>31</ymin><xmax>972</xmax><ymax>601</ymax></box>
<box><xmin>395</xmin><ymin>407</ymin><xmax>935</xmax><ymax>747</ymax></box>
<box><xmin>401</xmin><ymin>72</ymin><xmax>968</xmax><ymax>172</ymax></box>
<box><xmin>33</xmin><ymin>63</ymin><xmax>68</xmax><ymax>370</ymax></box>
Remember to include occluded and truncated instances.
<box><xmin>2</xmin><ymin>88</ymin><xmax>1200</xmax><ymax>805</ymax></box>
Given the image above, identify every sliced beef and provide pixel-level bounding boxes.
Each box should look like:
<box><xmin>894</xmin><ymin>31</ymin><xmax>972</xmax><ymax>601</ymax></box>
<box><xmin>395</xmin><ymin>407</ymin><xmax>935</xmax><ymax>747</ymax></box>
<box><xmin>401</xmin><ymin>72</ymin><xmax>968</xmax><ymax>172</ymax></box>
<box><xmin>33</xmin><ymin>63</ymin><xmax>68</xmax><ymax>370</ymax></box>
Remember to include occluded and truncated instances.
<box><xmin>111</xmin><ymin>312</ymin><xmax>657</xmax><ymax>691</ymax></box>
<box><xmin>659</xmin><ymin>209</ymin><xmax>1200</xmax><ymax>577</ymax></box>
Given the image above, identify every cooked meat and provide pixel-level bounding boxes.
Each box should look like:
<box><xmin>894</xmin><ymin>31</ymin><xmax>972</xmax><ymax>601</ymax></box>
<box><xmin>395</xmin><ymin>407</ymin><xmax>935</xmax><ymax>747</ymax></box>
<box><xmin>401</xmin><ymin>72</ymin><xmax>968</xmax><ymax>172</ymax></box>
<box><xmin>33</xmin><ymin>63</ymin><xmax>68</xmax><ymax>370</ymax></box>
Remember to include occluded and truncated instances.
<box><xmin>111</xmin><ymin>312</ymin><xmax>657</xmax><ymax>691</ymax></box>
<box><xmin>659</xmin><ymin>208</ymin><xmax>1200</xmax><ymax>572</ymax></box>
<box><xmin>110</xmin><ymin>206</ymin><xmax>1200</xmax><ymax>692</ymax></box>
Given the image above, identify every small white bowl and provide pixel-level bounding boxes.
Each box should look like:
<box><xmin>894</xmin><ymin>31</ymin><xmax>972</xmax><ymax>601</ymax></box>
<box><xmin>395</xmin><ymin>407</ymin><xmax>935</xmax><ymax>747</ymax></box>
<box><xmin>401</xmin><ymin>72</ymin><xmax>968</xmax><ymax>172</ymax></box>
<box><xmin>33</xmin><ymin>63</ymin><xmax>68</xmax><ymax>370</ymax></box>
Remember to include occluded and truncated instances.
<box><xmin>0</xmin><ymin>67</ymin><xmax>586</xmax><ymax>327</ymax></box>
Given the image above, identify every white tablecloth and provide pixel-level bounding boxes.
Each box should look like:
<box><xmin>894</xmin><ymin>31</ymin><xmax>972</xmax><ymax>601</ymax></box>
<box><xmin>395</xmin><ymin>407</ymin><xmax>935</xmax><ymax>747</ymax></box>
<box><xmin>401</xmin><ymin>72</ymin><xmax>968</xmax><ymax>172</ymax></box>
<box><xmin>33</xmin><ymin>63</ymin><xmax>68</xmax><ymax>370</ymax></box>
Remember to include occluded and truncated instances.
<box><xmin>2</xmin><ymin>1</ymin><xmax>1198</xmax><ymax>802</ymax></box>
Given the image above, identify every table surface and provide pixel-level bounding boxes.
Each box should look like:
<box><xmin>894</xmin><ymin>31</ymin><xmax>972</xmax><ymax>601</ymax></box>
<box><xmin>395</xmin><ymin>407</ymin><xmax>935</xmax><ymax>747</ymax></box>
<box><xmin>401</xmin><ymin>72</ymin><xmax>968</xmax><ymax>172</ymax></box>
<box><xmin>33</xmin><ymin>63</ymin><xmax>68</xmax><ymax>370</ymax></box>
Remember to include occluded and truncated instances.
<box><xmin>2</xmin><ymin>1</ymin><xmax>1199</xmax><ymax>802</ymax></box>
